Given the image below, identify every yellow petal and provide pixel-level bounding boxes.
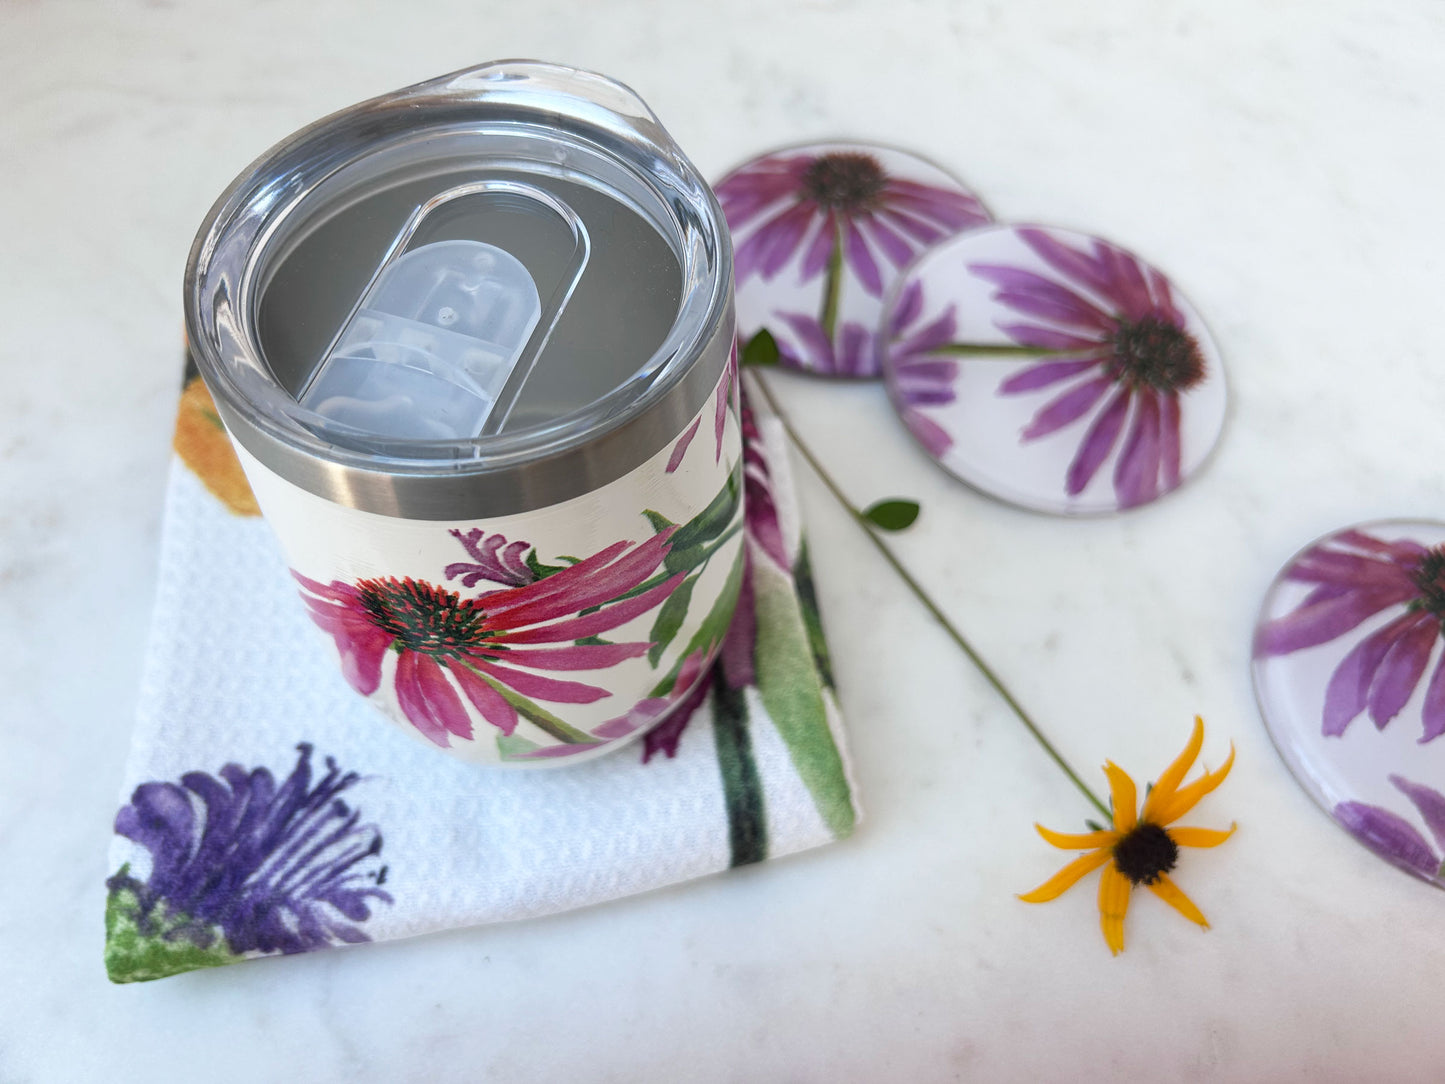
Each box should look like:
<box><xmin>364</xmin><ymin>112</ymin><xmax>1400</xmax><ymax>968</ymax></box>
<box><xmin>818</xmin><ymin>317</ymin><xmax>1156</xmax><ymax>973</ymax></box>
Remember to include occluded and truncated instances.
<box><xmin>1157</xmin><ymin>745</ymin><xmax>1236</xmax><ymax>824</ymax></box>
<box><xmin>1168</xmin><ymin>823</ymin><xmax>1236</xmax><ymax>849</ymax></box>
<box><xmin>1141</xmin><ymin>715</ymin><xmax>1204</xmax><ymax>822</ymax></box>
<box><xmin>1035</xmin><ymin>824</ymin><xmax>1120</xmax><ymax>850</ymax></box>
<box><xmin>1147</xmin><ymin>873</ymin><xmax>1209</xmax><ymax>928</ymax></box>
<box><xmin>1019</xmin><ymin>848</ymin><xmax>1111</xmax><ymax>903</ymax></box>
<box><xmin>1103</xmin><ymin>761</ymin><xmax>1138</xmax><ymax>830</ymax></box>
<box><xmin>1097</xmin><ymin>864</ymin><xmax>1131</xmax><ymax>955</ymax></box>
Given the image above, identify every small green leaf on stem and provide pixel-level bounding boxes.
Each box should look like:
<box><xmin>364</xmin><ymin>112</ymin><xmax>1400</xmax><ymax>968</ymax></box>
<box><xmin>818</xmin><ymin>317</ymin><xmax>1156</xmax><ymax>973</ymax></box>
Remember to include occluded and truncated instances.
<box><xmin>862</xmin><ymin>499</ymin><xmax>920</xmax><ymax>532</ymax></box>
<box><xmin>741</xmin><ymin>328</ymin><xmax>781</xmax><ymax>367</ymax></box>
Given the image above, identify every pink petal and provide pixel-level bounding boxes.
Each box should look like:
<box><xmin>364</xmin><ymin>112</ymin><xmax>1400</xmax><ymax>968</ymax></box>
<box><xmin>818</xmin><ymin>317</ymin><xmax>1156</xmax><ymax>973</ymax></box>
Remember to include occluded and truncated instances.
<box><xmin>1322</xmin><ymin>610</ymin><xmax>1421</xmax><ymax>736</ymax></box>
<box><xmin>449</xmin><ymin>664</ymin><xmax>518</xmax><ymax>736</ymax></box>
<box><xmin>799</xmin><ymin>212</ymin><xmax>837</xmax><ymax>280</ymax></box>
<box><xmin>878</xmin><ymin>206</ymin><xmax>946</xmax><ymax>245</ymax></box>
<box><xmin>1391</xmin><ymin>774</ymin><xmax>1445</xmax><ymax>846</ymax></box>
<box><xmin>498</xmin><ymin>573</ymin><xmax>686</xmax><ymax>645</ymax></box>
<box><xmin>468</xmin><ymin>658</ymin><xmax>611</xmax><ymax>704</ymax></box>
<box><xmin>996</xmin><ymin>323</ymin><xmax>1104</xmax><ymax>352</ymax></box>
<box><xmin>1112</xmin><ymin>391</ymin><xmax>1162</xmax><ymax>509</ymax></box>
<box><xmin>888</xmin><ymin>278</ymin><xmax>924</xmax><ymax>336</ymax></box>
<box><xmin>843</xmin><ymin>219</ymin><xmax>883</xmax><ymax>296</ymax></box>
<box><xmin>1102</xmin><ymin>244</ymin><xmax>1155</xmax><ymax>322</ymax></box>
<box><xmin>902</xmin><ymin>410</ymin><xmax>953</xmax><ymax>457</ymax></box>
<box><xmin>777</xmin><ymin>312</ymin><xmax>837</xmax><ymax>372</ymax></box>
<box><xmin>1017</xmin><ymin>229</ymin><xmax>1115</xmax><ymax>301</ymax></box>
<box><xmin>497</xmin><ymin>641</ymin><xmax>650</xmax><ymax>670</ymax></box>
<box><xmin>1286</xmin><ymin>550</ymin><xmax>1418</xmax><ymax>590</ymax></box>
<box><xmin>666</xmin><ymin>417</ymin><xmax>701</xmax><ymax>473</ymax></box>
<box><xmin>968</xmin><ymin>264</ymin><xmax>1115</xmax><ymax>333</ymax></box>
<box><xmin>1160</xmin><ymin>392</ymin><xmax>1182</xmax><ymax>489</ymax></box>
<box><xmin>1019</xmin><ymin>374</ymin><xmax>1114</xmax><ymax>441</ymax></box>
<box><xmin>714</xmin><ymin>349</ymin><xmax>734</xmax><ymax>463</ymax></box>
<box><xmin>1334</xmin><ymin>531</ymin><xmax>1429</xmax><ymax>562</ymax></box>
<box><xmin>1420</xmin><ymin>653</ymin><xmax>1445</xmax><ymax>742</ymax></box>
<box><xmin>291</xmin><ymin>571</ymin><xmax>359</xmax><ymax>604</ymax></box>
<box><xmin>1367</xmin><ymin>615</ymin><xmax>1439</xmax><ymax>729</ymax></box>
<box><xmin>733</xmin><ymin>202</ymin><xmax>814</xmax><ymax>283</ymax></box>
<box><xmin>895</xmin><ymin>310</ymin><xmax>959</xmax><ymax>359</ymax></box>
<box><xmin>837</xmin><ymin>323</ymin><xmax>873</xmax><ymax>376</ymax></box>
<box><xmin>483</xmin><ymin>534</ymin><xmax>668</xmax><ymax>627</ymax></box>
<box><xmin>859</xmin><ymin>213</ymin><xmax>915</xmax><ymax>268</ymax></box>
<box><xmin>1255</xmin><ymin>587</ymin><xmax>1416</xmax><ymax>656</ymax></box>
<box><xmin>999</xmin><ymin>357</ymin><xmax>1106</xmax><ymax>395</ymax></box>
<box><xmin>1065</xmin><ymin>388</ymin><xmax>1130</xmax><ymax>496</ymax></box>
<box><xmin>394</xmin><ymin>652</ymin><xmax>468</xmax><ymax>747</ymax></box>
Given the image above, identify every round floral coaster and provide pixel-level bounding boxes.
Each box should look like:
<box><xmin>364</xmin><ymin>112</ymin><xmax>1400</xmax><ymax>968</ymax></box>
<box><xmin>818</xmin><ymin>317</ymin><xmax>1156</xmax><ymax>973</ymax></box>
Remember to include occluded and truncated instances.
<box><xmin>1254</xmin><ymin>520</ymin><xmax>1445</xmax><ymax>887</ymax></box>
<box><xmin>716</xmin><ymin>141</ymin><xmax>990</xmax><ymax>379</ymax></box>
<box><xmin>880</xmin><ymin>224</ymin><xmax>1227</xmax><ymax>515</ymax></box>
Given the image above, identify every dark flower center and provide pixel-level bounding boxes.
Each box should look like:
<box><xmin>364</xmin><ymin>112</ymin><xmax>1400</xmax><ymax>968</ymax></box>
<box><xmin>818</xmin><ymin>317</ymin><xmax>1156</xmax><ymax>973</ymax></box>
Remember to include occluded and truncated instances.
<box><xmin>802</xmin><ymin>153</ymin><xmax>888</xmax><ymax>213</ymax></box>
<box><xmin>356</xmin><ymin>577</ymin><xmax>493</xmax><ymax>658</ymax></box>
<box><xmin>1111</xmin><ymin>822</ymin><xmax>1179</xmax><ymax>886</ymax></box>
<box><xmin>1410</xmin><ymin>549</ymin><xmax>1445</xmax><ymax>618</ymax></box>
<box><xmin>1108</xmin><ymin>316</ymin><xmax>1206</xmax><ymax>394</ymax></box>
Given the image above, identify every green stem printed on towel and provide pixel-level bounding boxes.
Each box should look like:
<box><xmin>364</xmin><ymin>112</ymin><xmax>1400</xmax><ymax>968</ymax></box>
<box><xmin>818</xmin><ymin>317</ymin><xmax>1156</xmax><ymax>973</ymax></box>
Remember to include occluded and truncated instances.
<box><xmin>711</xmin><ymin>667</ymin><xmax>768</xmax><ymax>866</ymax></box>
<box><xmin>749</xmin><ymin>371</ymin><xmax>1112</xmax><ymax>820</ymax></box>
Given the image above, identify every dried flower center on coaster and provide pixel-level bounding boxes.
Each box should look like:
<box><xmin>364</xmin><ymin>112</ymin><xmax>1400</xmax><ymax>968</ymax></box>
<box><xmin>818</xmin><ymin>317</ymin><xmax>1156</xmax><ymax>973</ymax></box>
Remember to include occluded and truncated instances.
<box><xmin>716</xmin><ymin>141</ymin><xmax>990</xmax><ymax>379</ymax></box>
<box><xmin>1253</xmin><ymin>519</ymin><xmax>1445</xmax><ymax>888</ymax></box>
<box><xmin>880</xmin><ymin>223</ymin><xmax>1227</xmax><ymax>515</ymax></box>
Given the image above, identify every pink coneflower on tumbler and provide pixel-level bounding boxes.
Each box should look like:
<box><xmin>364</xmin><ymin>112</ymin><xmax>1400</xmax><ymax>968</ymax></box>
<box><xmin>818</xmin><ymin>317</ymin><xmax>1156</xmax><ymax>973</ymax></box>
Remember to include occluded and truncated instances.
<box><xmin>294</xmin><ymin>531</ymin><xmax>682</xmax><ymax>749</ymax></box>
<box><xmin>1255</xmin><ymin>529</ymin><xmax>1445</xmax><ymax>742</ymax></box>
<box><xmin>972</xmin><ymin>228</ymin><xmax>1210</xmax><ymax>509</ymax></box>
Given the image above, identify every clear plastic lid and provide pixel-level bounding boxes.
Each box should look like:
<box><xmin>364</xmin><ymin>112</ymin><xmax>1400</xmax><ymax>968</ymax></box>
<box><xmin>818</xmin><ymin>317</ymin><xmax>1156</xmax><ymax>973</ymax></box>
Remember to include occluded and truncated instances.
<box><xmin>296</xmin><ymin>180</ymin><xmax>588</xmax><ymax>445</ymax></box>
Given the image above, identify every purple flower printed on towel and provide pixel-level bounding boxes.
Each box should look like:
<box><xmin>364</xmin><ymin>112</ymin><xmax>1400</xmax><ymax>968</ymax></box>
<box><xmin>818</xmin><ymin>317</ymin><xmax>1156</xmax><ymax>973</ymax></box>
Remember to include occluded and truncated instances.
<box><xmin>1336</xmin><ymin>775</ymin><xmax>1445</xmax><ymax>880</ymax></box>
<box><xmin>975</xmin><ymin>229</ymin><xmax>1208</xmax><ymax>509</ymax></box>
<box><xmin>1255</xmin><ymin>529</ymin><xmax>1445</xmax><ymax>741</ymax></box>
<box><xmin>717</xmin><ymin>149</ymin><xmax>987</xmax><ymax>296</ymax></box>
<box><xmin>105</xmin><ymin>744</ymin><xmax>390</xmax><ymax>982</ymax></box>
<box><xmin>883</xmin><ymin>280</ymin><xmax>959</xmax><ymax>458</ymax></box>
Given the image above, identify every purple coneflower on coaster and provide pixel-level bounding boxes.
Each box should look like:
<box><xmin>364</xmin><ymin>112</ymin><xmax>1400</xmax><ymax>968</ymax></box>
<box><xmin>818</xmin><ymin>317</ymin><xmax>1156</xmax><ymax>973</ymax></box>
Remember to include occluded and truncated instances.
<box><xmin>880</xmin><ymin>224</ymin><xmax>1226</xmax><ymax>515</ymax></box>
<box><xmin>716</xmin><ymin>141</ymin><xmax>990</xmax><ymax>380</ymax></box>
<box><xmin>1253</xmin><ymin>519</ymin><xmax>1445</xmax><ymax>887</ymax></box>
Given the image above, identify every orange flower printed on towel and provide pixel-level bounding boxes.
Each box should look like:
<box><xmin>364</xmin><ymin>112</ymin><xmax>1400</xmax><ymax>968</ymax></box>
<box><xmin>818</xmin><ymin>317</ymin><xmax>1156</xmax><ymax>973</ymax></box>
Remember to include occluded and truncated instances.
<box><xmin>174</xmin><ymin>375</ymin><xmax>259</xmax><ymax>516</ymax></box>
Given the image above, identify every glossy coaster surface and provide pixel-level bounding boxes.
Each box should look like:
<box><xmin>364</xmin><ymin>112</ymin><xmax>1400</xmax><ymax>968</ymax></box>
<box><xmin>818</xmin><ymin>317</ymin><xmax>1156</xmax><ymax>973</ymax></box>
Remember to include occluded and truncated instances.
<box><xmin>880</xmin><ymin>224</ymin><xmax>1226</xmax><ymax>514</ymax></box>
<box><xmin>716</xmin><ymin>141</ymin><xmax>990</xmax><ymax>379</ymax></box>
<box><xmin>1253</xmin><ymin>519</ymin><xmax>1445</xmax><ymax>888</ymax></box>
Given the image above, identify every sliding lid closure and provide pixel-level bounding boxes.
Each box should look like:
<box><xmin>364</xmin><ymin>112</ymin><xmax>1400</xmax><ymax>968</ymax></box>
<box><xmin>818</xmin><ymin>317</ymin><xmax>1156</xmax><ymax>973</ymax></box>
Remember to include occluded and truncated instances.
<box><xmin>298</xmin><ymin>181</ymin><xmax>589</xmax><ymax>448</ymax></box>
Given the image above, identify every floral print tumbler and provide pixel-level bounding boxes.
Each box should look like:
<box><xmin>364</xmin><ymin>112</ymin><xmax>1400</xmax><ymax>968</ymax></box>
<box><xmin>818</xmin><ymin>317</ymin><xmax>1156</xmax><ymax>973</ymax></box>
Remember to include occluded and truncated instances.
<box><xmin>184</xmin><ymin>62</ymin><xmax>742</xmax><ymax>767</ymax></box>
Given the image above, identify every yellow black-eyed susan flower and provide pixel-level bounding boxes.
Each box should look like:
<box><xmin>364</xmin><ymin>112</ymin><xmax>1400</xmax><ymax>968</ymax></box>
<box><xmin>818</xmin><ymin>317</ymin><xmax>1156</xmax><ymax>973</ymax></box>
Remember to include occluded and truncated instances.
<box><xmin>1020</xmin><ymin>716</ymin><xmax>1235</xmax><ymax>955</ymax></box>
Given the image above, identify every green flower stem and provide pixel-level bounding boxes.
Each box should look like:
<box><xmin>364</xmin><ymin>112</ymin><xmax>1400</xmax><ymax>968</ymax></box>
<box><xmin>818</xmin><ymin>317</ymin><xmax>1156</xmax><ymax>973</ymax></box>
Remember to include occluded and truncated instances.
<box><xmin>458</xmin><ymin>663</ymin><xmax>597</xmax><ymax>745</ymax></box>
<box><xmin>750</xmin><ymin>371</ymin><xmax>1112</xmax><ymax>820</ymax></box>
<box><xmin>930</xmin><ymin>343</ymin><xmax>1073</xmax><ymax>358</ymax></box>
<box><xmin>819</xmin><ymin>219</ymin><xmax>846</xmax><ymax>343</ymax></box>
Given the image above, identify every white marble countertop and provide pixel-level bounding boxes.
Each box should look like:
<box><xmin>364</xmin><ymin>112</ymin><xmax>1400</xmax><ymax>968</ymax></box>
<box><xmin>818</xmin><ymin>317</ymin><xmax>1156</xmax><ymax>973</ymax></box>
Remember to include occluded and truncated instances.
<box><xmin>6</xmin><ymin>1</ymin><xmax>1445</xmax><ymax>1079</ymax></box>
